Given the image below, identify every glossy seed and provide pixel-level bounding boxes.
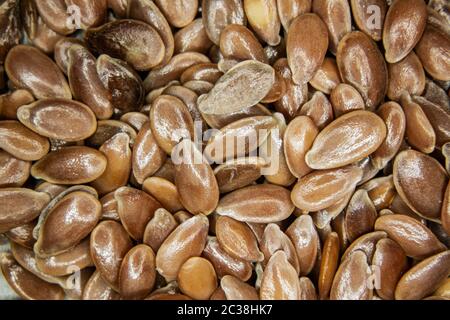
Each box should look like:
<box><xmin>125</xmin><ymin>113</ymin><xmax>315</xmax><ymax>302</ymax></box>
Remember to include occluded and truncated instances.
<box><xmin>221</xmin><ymin>275</ymin><xmax>259</xmax><ymax>300</ymax></box>
<box><xmin>387</xmin><ymin>52</ymin><xmax>425</xmax><ymax>101</ymax></box>
<box><xmin>277</xmin><ymin>0</ymin><xmax>311</xmax><ymax>31</ymax></box>
<box><xmin>287</xmin><ymin>13</ymin><xmax>328</xmax><ymax>84</ymax></box>
<box><xmin>0</xmin><ymin>151</ymin><xmax>31</xmax><ymax>188</ymax></box>
<box><xmin>318</xmin><ymin>232</ymin><xmax>340</xmax><ymax>300</ymax></box>
<box><xmin>374</xmin><ymin>214</ymin><xmax>446</xmax><ymax>259</ymax></box>
<box><xmin>178</xmin><ymin>257</ymin><xmax>217</xmax><ymax>300</ymax></box>
<box><xmin>82</xmin><ymin>270</ymin><xmax>120</xmax><ymax>300</ymax></box>
<box><xmin>442</xmin><ymin>182</ymin><xmax>450</xmax><ymax>236</ymax></box>
<box><xmin>216</xmin><ymin>184</ymin><xmax>294</xmax><ymax>223</ymax></box>
<box><xmin>298</xmin><ymin>91</ymin><xmax>334</xmax><ymax>130</ymax></box>
<box><xmin>344</xmin><ymin>189</ymin><xmax>377</xmax><ymax>242</ymax></box>
<box><xmin>305</xmin><ymin>111</ymin><xmax>386</xmax><ymax>170</ymax></box>
<box><xmin>174</xmin><ymin>18</ymin><xmax>213</xmax><ymax>54</ymax></box>
<box><xmin>119</xmin><ymin>244</ymin><xmax>156</xmax><ymax>300</ymax></box>
<box><xmin>244</xmin><ymin>0</ymin><xmax>281</xmax><ymax>45</ymax></box>
<box><xmin>220</xmin><ymin>24</ymin><xmax>267</xmax><ymax>63</ymax></box>
<box><xmin>309</xmin><ymin>57</ymin><xmax>341</xmax><ymax>95</ymax></box>
<box><xmin>143</xmin><ymin>208</ymin><xmax>178</xmax><ymax>252</ymax></box>
<box><xmin>142</xmin><ymin>177</ymin><xmax>184</xmax><ymax>213</ymax></box>
<box><xmin>330</xmin><ymin>84</ymin><xmax>365</xmax><ymax>117</ymax></box>
<box><xmin>350</xmin><ymin>0</ymin><xmax>387</xmax><ymax>41</ymax></box>
<box><xmin>393</xmin><ymin>150</ymin><xmax>448</xmax><ymax>221</ymax></box>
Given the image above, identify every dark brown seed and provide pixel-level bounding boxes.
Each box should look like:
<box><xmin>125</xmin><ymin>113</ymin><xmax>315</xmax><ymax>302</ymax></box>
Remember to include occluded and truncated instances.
<box><xmin>344</xmin><ymin>190</ymin><xmax>377</xmax><ymax>243</ymax></box>
<box><xmin>87</xmin><ymin>120</ymin><xmax>137</xmax><ymax>148</ymax></box>
<box><xmin>0</xmin><ymin>151</ymin><xmax>30</xmax><ymax>188</ymax></box>
<box><xmin>0</xmin><ymin>89</ymin><xmax>35</xmax><ymax>120</ymax></box>
<box><xmin>54</xmin><ymin>37</ymin><xmax>85</xmax><ymax>75</ymax></box>
<box><xmin>5</xmin><ymin>220</ymin><xmax>37</xmax><ymax>249</ymax></box>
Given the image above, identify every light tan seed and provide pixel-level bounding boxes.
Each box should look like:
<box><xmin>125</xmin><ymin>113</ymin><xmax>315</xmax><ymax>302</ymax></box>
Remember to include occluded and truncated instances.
<box><xmin>34</xmin><ymin>190</ymin><xmax>102</xmax><ymax>257</ymax></box>
<box><xmin>143</xmin><ymin>208</ymin><xmax>178</xmax><ymax>252</ymax></box>
<box><xmin>201</xmin><ymin>103</ymin><xmax>271</xmax><ymax>129</ymax></box>
<box><xmin>174</xmin><ymin>140</ymin><xmax>219</xmax><ymax>215</ymax></box>
<box><xmin>350</xmin><ymin>0</ymin><xmax>387</xmax><ymax>41</ymax></box>
<box><xmin>132</xmin><ymin>121</ymin><xmax>166</xmax><ymax>185</ymax></box>
<box><xmin>291</xmin><ymin>165</ymin><xmax>363</xmax><ymax>212</ymax></box>
<box><xmin>142</xmin><ymin>177</ymin><xmax>184</xmax><ymax>213</ymax></box>
<box><xmin>35</xmin><ymin>238</ymin><xmax>93</xmax><ymax>276</ymax></box>
<box><xmin>0</xmin><ymin>120</ymin><xmax>50</xmax><ymax>161</ymax></box>
<box><xmin>202</xmin><ymin>237</ymin><xmax>253</xmax><ymax>282</ymax></box>
<box><xmin>287</xmin><ymin>13</ymin><xmax>328</xmax><ymax>84</ymax></box>
<box><xmin>318</xmin><ymin>232</ymin><xmax>340</xmax><ymax>300</ymax></box>
<box><xmin>337</xmin><ymin>31</ymin><xmax>387</xmax><ymax>109</ymax></box>
<box><xmin>383</xmin><ymin>0</ymin><xmax>427</xmax><ymax>63</ymax></box>
<box><xmin>372</xmin><ymin>238</ymin><xmax>408</xmax><ymax>300</ymax></box>
<box><xmin>299</xmin><ymin>277</ymin><xmax>318</xmax><ymax>300</ymax></box>
<box><xmin>0</xmin><ymin>188</ymin><xmax>50</xmax><ymax>233</ymax></box>
<box><xmin>156</xmin><ymin>214</ymin><xmax>209</xmax><ymax>282</ymax></box>
<box><xmin>31</xmin><ymin>146</ymin><xmax>107</xmax><ymax>184</ymax></box>
<box><xmin>298</xmin><ymin>91</ymin><xmax>334</xmax><ymax>130</ymax></box>
<box><xmin>244</xmin><ymin>0</ymin><xmax>281</xmax><ymax>45</ymax></box>
<box><xmin>395</xmin><ymin>250</ymin><xmax>450</xmax><ymax>300</ymax></box>
<box><xmin>221</xmin><ymin>275</ymin><xmax>259</xmax><ymax>300</ymax></box>
<box><xmin>393</xmin><ymin>150</ymin><xmax>448</xmax><ymax>221</ymax></box>
<box><xmin>341</xmin><ymin>231</ymin><xmax>387</xmax><ymax>262</ymax></box>
<box><xmin>119</xmin><ymin>244</ymin><xmax>156</xmax><ymax>300</ymax></box>
<box><xmin>178</xmin><ymin>257</ymin><xmax>217</xmax><ymax>300</ymax></box>
<box><xmin>330</xmin><ymin>250</ymin><xmax>372</xmax><ymax>300</ymax></box>
<box><xmin>34</xmin><ymin>182</ymin><xmax>67</xmax><ymax>199</ymax></box>
<box><xmin>198</xmin><ymin>60</ymin><xmax>275</xmax><ymax>115</ymax></box>
<box><xmin>0</xmin><ymin>151</ymin><xmax>30</xmax><ymax>188</ymax></box>
<box><xmin>0</xmin><ymin>252</ymin><xmax>64</xmax><ymax>300</ymax></box>
<box><xmin>90</xmin><ymin>220</ymin><xmax>133</xmax><ymax>291</ymax></box>
<box><xmin>313</xmin><ymin>0</ymin><xmax>352</xmax><ymax>54</ymax></box>
<box><xmin>153</xmin><ymin>0</ymin><xmax>197</xmax><ymax>28</ymax></box>
<box><xmin>5</xmin><ymin>45</ymin><xmax>71</xmax><ymax>99</ymax></box>
<box><xmin>374</xmin><ymin>214</ymin><xmax>446</xmax><ymax>259</ymax></box>
<box><xmin>53</xmin><ymin>37</ymin><xmax>86</xmax><ymax>75</ymax></box>
<box><xmin>216</xmin><ymin>184</ymin><xmax>295</xmax><ymax>223</ymax></box>
<box><xmin>220</xmin><ymin>24</ymin><xmax>267</xmax><ymax>63</ymax></box>
<box><xmin>361</xmin><ymin>176</ymin><xmax>396</xmax><ymax>211</ymax></box>
<box><xmin>260</xmin><ymin>251</ymin><xmax>301</xmax><ymax>300</ymax></box>
<box><xmin>115</xmin><ymin>186</ymin><xmax>162</xmax><ymax>241</ymax></box>
<box><xmin>216</xmin><ymin>215</ymin><xmax>264</xmax><ymax>262</ymax></box>
<box><xmin>330</xmin><ymin>84</ymin><xmax>365</xmax><ymax>117</ymax></box>
<box><xmin>120</xmin><ymin>112</ymin><xmax>150</xmax><ymax>132</ymax></box>
<box><xmin>82</xmin><ymin>270</ymin><xmax>120</xmax><ymax>300</ymax></box>
<box><xmin>309</xmin><ymin>57</ymin><xmax>341</xmax><ymax>95</ymax></box>
<box><xmin>371</xmin><ymin>102</ymin><xmax>406</xmax><ymax>170</ymax></box>
<box><xmin>5</xmin><ymin>220</ymin><xmax>37</xmax><ymax>249</ymax></box>
<box><xmin>286</xmin><ymin>215</ymin><xmax>319</xmax><ymax>276</ymax></box>
<box><xmin>387</xmin><ymin>52</ymin><xmax>425</xmax><ymax>101</ymax></box>
<box><xmin>305</xmin><ymin>111</ymin><xmax>386</xmax><ymax>170</ymax></box>
<box><xmin>277</xmin><ymin>0</ymin><xmax>312</xmax><ymax>31</ymax></box>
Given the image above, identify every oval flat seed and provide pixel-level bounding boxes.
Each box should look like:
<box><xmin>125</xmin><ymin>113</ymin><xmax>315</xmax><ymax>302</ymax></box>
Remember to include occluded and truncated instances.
<box><xmin>143</xmin><ymin>52</ymin><xmax>210</xmax><ymax>91</ymax></box>
<box><xmin>387</xmin><ymin>52</ymin><xmax>425</xmax><ymax>101</ymax></box>
<box><xmin>313</xmin><ymin>0</ymin><xmax>352</xmax><ymax>54</ymax></box>
<box><xmin>115</xmin><ymin>186</ymin><xmax>162</xmax><ymax>241</ymax></box>
<box><xmin>260</xmin><ymin>251</ymin><xmax>301</xmax><ymax>300</ymax></box>
<box><xmin>67</xmin><ymin>45</ymin><xmax>113</xmax><ymax>120</ymax></box>
<box><xmin>180</xmin><ymin>64</ymin><xmax>223</xmax><ymax>84</ymax></box>
<box><xmin>372</xmin><ymin>238</ymin><xmax>408</xmax><ymax>300</ymax></box>
<box><xmin>0</xmin><ymin>188</ymin><xmax>50</xmax><ymax>233</ymax></box>
<box><xmin>91</xmin><ymin>133</ymin><xmax>131</xmax><ymax>196</ymax></box>
<box><xmin>85</xmin><ymin>19</ymin><xmax>165</xmax><ymax>71</ymax></box>
<box><xmin>178</xmin><ymin>257</ymin><xmax>217</xmax><ymax>300</ymax></box>
<box><xmin>0</xmin><ymin>120</ymin><xmax>50</xmax><ymax>161</ymax></box>
<box><xmin>260</xmin><ymin>223</ymin><xmax>300</xmax><ymax>274</ymax></box>
<box><xmin>5</xmin><ymin>220</ymin><xmax>37</xmax><ymax>249</ymax></box>
<box><xmin>0</xmin><ymin>151</ymin><xmax>30</xmax><ymax>188</ymax></box>
<box><xmin>318</xmin><ymin>232</ymin><xmax>340</xmax><ymax>300</ymax></box>
<box><xmin>382</xmin><ymin>0</ymin><xmax>427</xmax><ymax>63</ymax></box>
<box><xmin>287</xmin><ymin>13</ymin><xmax>328</xmax><ymax>84</ymax></box>
<box><xmin>393</xmin><ymin>150</ymin><xmax>448</xmax><ymax>221</ymax></box>
<box><xmin>291</xmin><ymin>165</ymin><xmax>363</xmax><ymax>212</ymax></box>
<box><xmin>337</xmin><ymin>31</ymin><xmax>387</xmax><ymax>109</ymax></box>
<box><xmin>220</xmin><ymin>24</ymin><xmax>267</xmax><ymax>63</ymax></box>
<box><xmin>131</xmin><ymin>121</ymin><xmax>165</xmax><ymax>185</ymax></box>
<box><xmin>361</xmin><ymin>176</ymin><xmax>396</xmax><ymax>211</ymax></box>
<box><xmin>374</xmin><ymin>214</ymin><xmax>446</xmax><ymax>259</ymax></box>
<box><xmin>90</xmin><ymin>220</ymin><xmax>133</xmax><ymax>290</ymax></box>
<box><xmin>216</xmin><ymin>184</ymin><xmax>294</xmax><ymax>223</ymax></box>
<box><xmin>82</xmin><ymin>270</ymin><xmax>120</xmax><ymax>300</ymax></box>
<box><xmin>330</xmin><ymin>84</ymin><xmax>365</xmax><ymax>117</ymax></box>
<box><xmin>34</xmin><ymin>190</ymin><xmax>102</xmax><ymax>257</ymax></box>
<box><xmin>395</xmin><ymin>250</ymin><xmax>450</xmax><ymax>300</ymax></box>
<box><xmin>0</xmin><ymin>252</ymin><xmax>64</xmax><ymax>300</ymax></box>
<box><xmin>341</xmin><ymin>231</ymin><xmax>387</xmax><ymax>262</ymax></box>
<box><xmin>371</xmin><ymin>102</ymin><xmax>406</xmax><ymax>170</ymax></box>
<box><xmin>202</xmin><ymin>237</ymin><xmax>253</xmax><ymax>282</ymax></box>
<box><xmin>221</xmin><ymin>275</ymin><xmax>259</xmax><ymax>300</ymax></box>
<box><xmin>286</xmin><ymin>215</ymin><xmax>319</xmax><ymax>276</ymax></box>
<box><xmin>31</xmin><ymin>146</ymin><xmax>107</xmax><ymax>184</ymax></box>
<box><xmin>87</xmin><ymin>120</ymin><xmax>137</xmax><ymax>148</ymax></box>
<box><xmin>153</xmin><ymin>0</ymin><xmax>197</xmax><ymax>28</ymax></box>
<box><xmin>143</xmin><ymin>208</ymin><xmax>178</xmax><ymax>252</ymax></box>
<box><xmin>284</xmin><ymin>116</ymin><xmax>319</xmax><ymax>178</ymax></box>
<box><xmin>119</xmin><ymin>244</ymin><xmax>156</xmax><ymax>300</ymax></box>
<box><xmin>415</xmin><ymin>24</ymin><xmax>450</xmax><ymax>81</ymax></box>
<box><xmin>35</xmin><ymin>238</ymin><xmax>93</xmax><ymax>276</ymax></box>
<box><xmin>17</xmin><ymin>99</ymin><xmax>97</xmax><ymax>141</ymax></box>
<box><xmin>344</xmin><ymin>189</ymin><xmax>377</xmax><ymax>243</ymax></box>
<box><xmin>156</xmin><ymin>214</ymin><xmax>209</xmax><ymax>282</ymax></box>
<box><xmin>400</xmin><ymin>95</ymin><xmax>436</xmax><ymax>154</ymax></box>
<box><xmin>350</xmin><ymin>0</ymin><xmax>386</xmax><ymax>41</ymax></box>
<box><xmin>5</xmin><ymin>45</ymin><xmax>71</xmax><ymax>99</ymax></box>
<box><xmin>305</xmin><ymin>111</ymin><xmax>386</xmax><ymax>170</ymax></box>
<box><xmin>0</xmin><ymin>89</ymin><xmax>35</xmax><ymax>120</ymax></box>
<box><xmin>277</xmin><ymin>0</ymin><xmax>311</xmax><ymax>31</ymax></box>
<box><xmin>142</xmin><ymin>177</ymin><xmax>184</xmax><ymax>213</ymax></box>
<box><xmin>150</xmin><ymin>95</ymin><xmax>195</xmax><ymax>154</ymax></box>
<box><xmin>173</xmin><ymin>140</ymin><xmax>219</xmax><ymax>215</ymax></box>
<box><xmin>174</xmin><ymin>18</ymin><xmax>213</xmax><ymax>54</ymax></box>
<box><xmin>128</xmin><ymin>0</ymin><xmax>174</xmax><ymax>66</ymax></box>
<box><xmin>299</xmin><ymin>91</ymin><xmax>334</xmax><ymax>130</ymax></box>
<box><xmin>120</xmin><ymin>112</ymin><xmax>149</xmax><ymax>132</ymax></box>
<box><xmin>201</xmin><ymin>103</ymin><xmax>271</xmax><ymax>129</ymax></box>
<box><xmin>198</xmin><ymin>60</ymin><xmax>275</xmax><ymax>115</ymax></box>
<box><xmin>54</xmin><ymin>37</ymin><xmax>85</xmax><ymax>75</ymax></box>
<box><xmin>214</xmin><ymin>157</ymin><xmax>266</xmax><ymax>193</ymax></box>
<box><xmin>299</xmin><ymin>277</ymin><xmax>318</xmax><ymax>300</ymax></box>
<box><xmin>202</xmin><ymin>0</ymin><xmax>246</xmax><ymax>45</ymax></box>
<box><xmin>216</xmin><ymin>215</ymin><xmax>264</xmax><ymax>262</ymax></box>
<box><xmin>330</xmin><ymin>250</ymin><xmax>372</xmax><ymax>300</ymax></box>
<box><xmin>309</xmin><ymin>57</ymin><xmax>341</xmax><ymax>94</ymax></box>
<box><xmin>244</xmin><ymin>0</ymin><xmax>281</xmax><ymax>46</ymax></box>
